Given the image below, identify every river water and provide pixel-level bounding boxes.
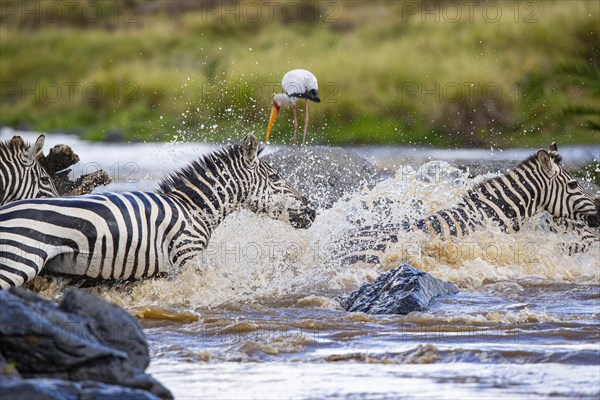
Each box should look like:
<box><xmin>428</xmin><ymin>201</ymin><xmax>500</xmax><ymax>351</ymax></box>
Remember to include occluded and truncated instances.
<box><xmin>3</xmin><ymin>129</ymin><xmax>599</xmax><ymax>399</ymax></box>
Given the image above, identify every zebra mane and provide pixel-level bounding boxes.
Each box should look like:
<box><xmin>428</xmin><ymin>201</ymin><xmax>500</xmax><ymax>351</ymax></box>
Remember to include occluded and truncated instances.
<box><xmin>157</xmin><ymin>143</ymin><xmax>265</xmax><ymax>193</ymax></box>
<box><xmin>0</xmin><ymin>136</ymin><xmax>29</xmax><ymax>153</ymax></box>
<box><xmin>468</xmin><ymin>149</ymin><xmax>563</xmax><ymax>194</ymax></box>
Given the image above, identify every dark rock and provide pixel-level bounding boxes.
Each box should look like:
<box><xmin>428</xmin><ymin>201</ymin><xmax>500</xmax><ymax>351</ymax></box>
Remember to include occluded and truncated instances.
<box><xmin>262</xmin><ymin>146</ymin><xmax>382</xmax><ymax>209</ymax></box>
<box><xmin>0</xmin><ymin>379</ymin><xmax>80</xmax><ymax>400</ymax></box>
<box><xmin>0</xmin><ymin>378</ymin><xmax>161</xmax><ymax>400</ymax></box>
<box><xmin>0</xmin><ymin>288</ymin><xmax>124</xmax><ymax>375</ymax></box>
<box><xmin>39</xmin><ymin>144</ymin><xmax>80</xmax><ymax>174</ymax></box>
<box><xmin>55</xmin><ymin>170</ymin><xmax>112</xmax><ymax>197</ymax></box>
<box><xmin>35</xmin><ymin>141</ymin><xmax>112</xmax><ymax>196</ymax></box>
<box><xmin>340</xmin><ymin>264</ymin><xmax>458</xmax><ymax>315</ymax></box>
<box><xmin>0</xmin><ymin>352</ymin><xmax>21</xmax><ymax>380</ymax></box>
<box><xmin>59</xmin><ymin>289</ymin><xmax>149</xmax><ymax>370</ymax></box>
<box><xmin>0</xmin><ymin>288</ymin><xmax>172</xmax><ymax>400</ymax></box>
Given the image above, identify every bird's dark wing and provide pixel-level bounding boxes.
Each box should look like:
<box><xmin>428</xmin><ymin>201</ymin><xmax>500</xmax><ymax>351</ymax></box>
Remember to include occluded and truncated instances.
<box><xmin>291</xmin><ymin>89</ymin><xmax>321</xmax><ymax>103</ymax></box>
<box><xmin>282</xmin><ymin>69</ymin><xmax>319</xmax><ymax>102</ymax></box>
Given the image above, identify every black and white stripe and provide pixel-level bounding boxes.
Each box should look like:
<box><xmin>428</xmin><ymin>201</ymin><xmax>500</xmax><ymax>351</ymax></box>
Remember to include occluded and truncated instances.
<box><xmin>0</xmin><ymin>135</ymin><xmax>315</xmax><ymax>289</ymax></box>
<box><xmin>539</xmin><ymin>214</ymin><xmax>600</xmax><ymax>255</ymax></box>
<box><xmin>0</xmin><ymin>135</ymin><xmax>58</xmax><ymax>205</ymax></box>
<box><xmin>342</xmin><ymin>143</ymin><xmax>600</xmax><ymax>265</ymax></box>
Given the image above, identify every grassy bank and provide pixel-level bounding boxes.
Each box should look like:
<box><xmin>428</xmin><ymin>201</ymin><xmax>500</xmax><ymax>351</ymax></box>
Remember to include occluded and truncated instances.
<box><xmin>1</xmin><ymin>0</ymin><xmax>598</xmax><ymax>147</ymax></box>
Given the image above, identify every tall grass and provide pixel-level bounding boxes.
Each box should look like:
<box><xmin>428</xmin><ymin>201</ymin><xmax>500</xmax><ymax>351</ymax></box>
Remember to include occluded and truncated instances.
<box><xmin>0</xmin><ymin>0</ymin><xmax>598</xmax><ymax>147</ymax></box>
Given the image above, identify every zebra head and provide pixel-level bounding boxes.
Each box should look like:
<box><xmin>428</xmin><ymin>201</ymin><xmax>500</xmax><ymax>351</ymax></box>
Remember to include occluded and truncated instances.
<box><xmin>535</xmin><ymin>143</ymin><xmax>600</xmax><ymax>227</ymax></box>
<box><xmin>243</xmin><ymin>134</ymin><xmax>316</xmax><ymax>229</ymax></box>
<box><xmin>0</xmin><ymin>135</ymin><xmax>58</xmax><ymax>206</ymax></box>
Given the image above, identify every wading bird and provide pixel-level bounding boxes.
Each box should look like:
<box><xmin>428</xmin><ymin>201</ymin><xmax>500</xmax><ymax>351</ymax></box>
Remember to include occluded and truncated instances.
<box><xmin>266</xmin><ymin>69</ymin><xmax>320</xmax><ymax>146</ymax></box>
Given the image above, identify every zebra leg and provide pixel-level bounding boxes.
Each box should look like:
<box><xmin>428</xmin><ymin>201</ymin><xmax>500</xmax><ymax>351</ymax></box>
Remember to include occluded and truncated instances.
<box><xmin>0</xmin><ymin>242</ymin><xmax>72</xmax><ymax>289</ymax></box>
<box><xmin>0</xmin><ymin>217</ymin><xmax>77</xmax><ymax>288</ymax></box>
<box><xmin>560</xmin><ymin>229</ymin><xmax>600</xmax><ymax>255</ymax></box>
<box><xmin>0</xmin><ymin>241</ymin><xmax>41</xmax><ymax>289</ymax></box>
<box><xmin>538</xmin><ymin>214</ymin><xmax>600</xmax><ymax>255</ymax></box>
<box><xmin>335</xmin><ymin>225</ymin><xmax>402</xmax><ymax>267</ymax></box>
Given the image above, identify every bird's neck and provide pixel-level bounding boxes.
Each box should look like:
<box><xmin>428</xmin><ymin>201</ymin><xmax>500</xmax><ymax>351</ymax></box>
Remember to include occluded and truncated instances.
<box><xmin>275</xmin><ymin>93</ymin><xmax>295</xmax><ymax>108</ymax></box>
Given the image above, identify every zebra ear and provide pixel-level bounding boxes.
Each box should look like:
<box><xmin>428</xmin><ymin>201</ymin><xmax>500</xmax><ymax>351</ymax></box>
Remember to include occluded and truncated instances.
<box><xmin>536</xmin><ymin>150</ymin><xmax>555</xmax><ymax>174</ymax></box>
<box><xmin>24</xmin><ymin>135</ymin><xmax>46</xmax><ymax>165</ymax></box>
<box><xmin>549</xmin><ymin>142</ymin><xmax>558</xmax><ymax>154</ymax></box>
<box><xmin>243</xmin><ymin>134</ymin><xmax>259</xmax><ymax>165</ymax></box>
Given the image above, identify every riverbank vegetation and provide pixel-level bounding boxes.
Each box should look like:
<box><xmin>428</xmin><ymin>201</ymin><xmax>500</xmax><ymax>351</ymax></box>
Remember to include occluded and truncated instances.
<box><xmin>1</xmin><ymin>0</ymin><xmax>598</xmax><ymax>147</ymax></box>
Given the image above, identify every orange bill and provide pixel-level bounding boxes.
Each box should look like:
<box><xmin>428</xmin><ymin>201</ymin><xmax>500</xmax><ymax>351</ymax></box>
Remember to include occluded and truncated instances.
<box><xmin>266</xmin><ymin>104</ymin><xmax>279</xmax><ymax>141</ymax></box>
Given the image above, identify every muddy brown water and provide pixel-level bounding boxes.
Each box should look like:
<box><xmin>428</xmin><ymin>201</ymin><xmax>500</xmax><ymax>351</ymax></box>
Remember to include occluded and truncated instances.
<box><xmin>6</xmin><ymin>130</ymin><xmax>599</xmax><ymax>399</ymax></box>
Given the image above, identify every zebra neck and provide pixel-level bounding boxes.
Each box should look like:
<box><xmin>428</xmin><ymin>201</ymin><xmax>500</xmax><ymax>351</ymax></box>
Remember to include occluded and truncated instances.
<box><xmin>412</xmin><ymin>164</ymin><xmax>546</xmax><ymax>238</ymax></box>
<box><xmin>168</xmin><ymin>175</ymin><xmax>247</xmax><ymax>232</ymax></box>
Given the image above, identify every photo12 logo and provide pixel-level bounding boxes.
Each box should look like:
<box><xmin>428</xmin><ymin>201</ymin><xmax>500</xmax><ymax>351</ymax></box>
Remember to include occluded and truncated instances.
<box><xmin>400</xmin><ymin>1</ymin><xmax>540</xmax><ymax>23</ymax></box>
<box><xmin>198</xmin><ymin>1</ymin><xmax>339</xmax><ymax>24</ymax></box>
<box><xmin>398</xmin><ymin>240</ymin><xmax>540</xmax><ymax>264</ymax></box>
<box><xmin>1</xmin><ymin>81</ymin><xmax>139</xmax><ymax>105</ymax></box>
<box><xmin>0</xmin><ymin>1</ymin><xmax>139</xmax><ymax>25</ymax></box>
<box><xmin>400</xmin><ymin>81</ymin><xmax>521</xmax><ymax>104</ymax></box>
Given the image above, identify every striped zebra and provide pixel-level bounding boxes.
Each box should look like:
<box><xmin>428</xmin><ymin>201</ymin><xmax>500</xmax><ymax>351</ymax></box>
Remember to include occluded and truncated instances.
<box><xmin>538</xmin><ymin>214</ymin><xmax>600</xmax><ymax>255</ymax></box>
<box><xmin>342</xmin><ymin>143</ymin><xmax>600</xmax><ymax>265</ymax></box>
<box><xmin>0</xmin><ymin>135</ymin><xmax>58</xmax><ymax>205</ymax></box>
<box><xmin>0</xmin><ymin>134</ymin><xmax>316</xmax><ymax>289</ymax></box>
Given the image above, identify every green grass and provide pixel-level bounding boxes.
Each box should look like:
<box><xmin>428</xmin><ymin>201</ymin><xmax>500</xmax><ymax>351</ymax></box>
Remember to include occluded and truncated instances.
<box><xmin>0</xmin><ymin>0</ymin><xmax>598</xmax><ymax>147</ymax></box>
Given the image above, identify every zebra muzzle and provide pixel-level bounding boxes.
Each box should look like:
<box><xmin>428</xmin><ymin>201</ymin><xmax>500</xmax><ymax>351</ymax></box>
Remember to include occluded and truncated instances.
<box><xmin>586</xmin><ymin>212</ymin><xmax>600</xmax><ymax>228</ymax></box>
<box><xmin>289</xmin><ymin>205</ymin><xmax>316</xmax><ymax>229</ymax></box>
<box><xmin>585</xmin><ymin>198</ymin><xmax>600</xmax><ymax>228</ymax></box>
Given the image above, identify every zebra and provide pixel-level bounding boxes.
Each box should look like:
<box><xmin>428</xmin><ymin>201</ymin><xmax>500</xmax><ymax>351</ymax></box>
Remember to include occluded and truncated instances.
<box><xmin>0</xmin><ymin>135</ymin><xmax>58</xmax><ymax>205</ymax></box>
<box><xmin>0</xmin><ymin>134</ymin><xmax>316</xmax><ymax>289</ymax></box>
<box><xmin>341</xmin><ymin>143</ymin><xmax>600</xmax><ymax>265</ymax></box>
<box><xmin>538</xmin><ymin>214</ymin><xmax>600</xmax><ymax>255</ymax></box>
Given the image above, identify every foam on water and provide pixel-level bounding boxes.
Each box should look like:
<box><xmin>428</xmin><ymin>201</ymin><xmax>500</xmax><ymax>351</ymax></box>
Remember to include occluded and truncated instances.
<box><xmin>39</xmin><ymin>161</ymin><xmax>597</xmax><ymax>310</ymax></box>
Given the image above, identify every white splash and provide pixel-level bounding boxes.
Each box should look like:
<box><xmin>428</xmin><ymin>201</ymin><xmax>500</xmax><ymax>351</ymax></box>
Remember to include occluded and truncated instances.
<box><xmin>87</xmin><ymin>162</ymin><xmax>599</xmax><ymax>309</ymax></box>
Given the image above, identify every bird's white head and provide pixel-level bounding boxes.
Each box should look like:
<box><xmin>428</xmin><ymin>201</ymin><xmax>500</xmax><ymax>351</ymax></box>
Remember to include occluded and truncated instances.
<box><xmin>273</xmin><ymin>93</ymin><xmax>295</xmax><ymax>109</ymax></box>
<box><xmin>266</xmin><ymin>94</ymin><xmax>295</xmax><ymax>142</ymax></box>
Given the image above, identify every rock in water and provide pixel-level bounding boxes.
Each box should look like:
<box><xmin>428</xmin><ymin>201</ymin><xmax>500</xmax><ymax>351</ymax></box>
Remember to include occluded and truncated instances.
<box><xmin>53</xmin><ymin>169</ymin><xmax>112</xmax><ymax>196</ymax></box>
<box><xmin>59</xmin><ymin>289</ymin><xmax>150</xmax><ymax>371</ymax></box>
<box><xmin>0</xmin><ymin>379</ymin><xmax>162</xmax><ymax>400</ymax></box>
<box><xmin>262</xmin><ymin>146</ymin><xmax>382</xmax><ymax>209</ymax></box>
<box><xmin>36</xmin><ymin>142</ymin><xmax>111</xmax><ymax>196</ymax></box>
<box><xmin>0</xmin><ymin>288</ymin><xmax>172</xmax><ymax>400</ymax></box>
<box><xmin>39</xmin><ymin>144</ymin><xmax>80</xmax><ymax>173</ymax></box>
<box><xmin>340</xmin><ymin>264</ymin><xmax>458</xmax><ymax>315</ymax></box>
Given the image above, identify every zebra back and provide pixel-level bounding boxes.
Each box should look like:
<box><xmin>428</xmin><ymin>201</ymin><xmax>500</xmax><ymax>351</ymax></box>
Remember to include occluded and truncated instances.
<box><xmin>0</xmin><ymin>135</ymin><xmax>58</xmax><ymax>205</ymax></box>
